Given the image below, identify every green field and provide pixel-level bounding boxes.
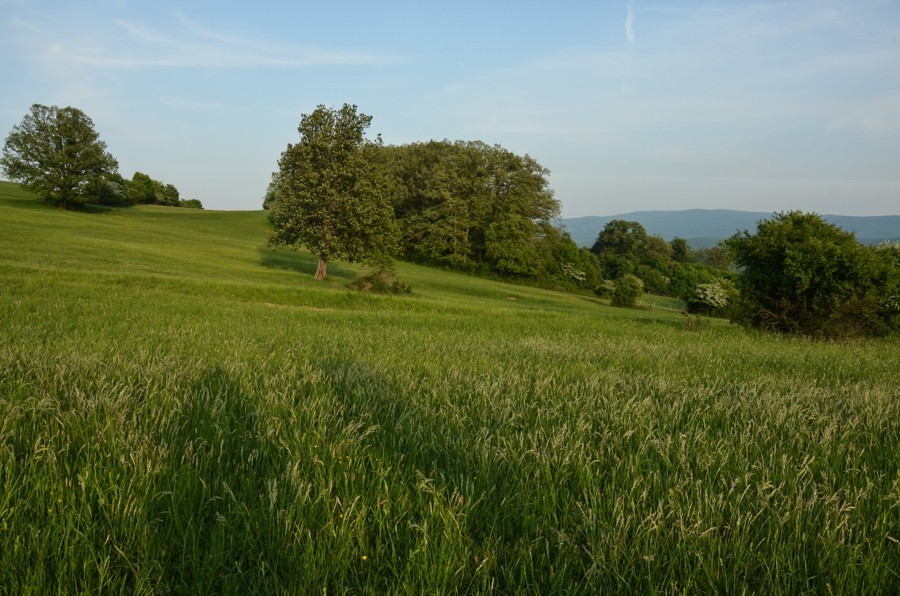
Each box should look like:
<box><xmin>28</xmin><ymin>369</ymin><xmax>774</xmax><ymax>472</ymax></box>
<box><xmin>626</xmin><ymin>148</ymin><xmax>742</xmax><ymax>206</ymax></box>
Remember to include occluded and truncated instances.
<box><xmin>1</xmin><ymin>181</ymin><xmax>898</xmax><ymax>593</ymax></box>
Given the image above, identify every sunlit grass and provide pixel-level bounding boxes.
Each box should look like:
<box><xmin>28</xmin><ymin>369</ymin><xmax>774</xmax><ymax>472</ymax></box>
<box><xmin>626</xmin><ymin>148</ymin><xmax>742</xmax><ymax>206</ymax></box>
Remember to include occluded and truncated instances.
<box><xmin>1</xmin><ymin>181</ymin><xmax>898</xmax><ymax>592</ymax></box>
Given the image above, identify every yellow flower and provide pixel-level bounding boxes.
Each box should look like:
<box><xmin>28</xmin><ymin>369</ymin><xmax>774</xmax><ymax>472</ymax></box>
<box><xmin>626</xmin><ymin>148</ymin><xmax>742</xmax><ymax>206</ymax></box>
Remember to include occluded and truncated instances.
<box><xmin>361</xmin><ymin>555</ymin><xmax>368</xmax><ymax>561</ymax></box>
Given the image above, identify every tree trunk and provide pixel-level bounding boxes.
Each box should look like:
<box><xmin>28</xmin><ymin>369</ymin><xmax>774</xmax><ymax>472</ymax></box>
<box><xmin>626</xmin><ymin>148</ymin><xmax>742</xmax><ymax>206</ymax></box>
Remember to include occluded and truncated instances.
<box><xmin>314</xmin><ymin>255</ymin><xmax>328</xmax><ymax>280</ymax></box>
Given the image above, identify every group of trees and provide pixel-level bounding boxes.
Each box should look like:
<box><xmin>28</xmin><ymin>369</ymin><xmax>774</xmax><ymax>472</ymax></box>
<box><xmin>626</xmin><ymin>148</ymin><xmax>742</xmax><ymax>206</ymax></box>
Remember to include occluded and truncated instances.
<box><xmin>383</xmin><ymin>140</ymin><xmax>599</xmax><ymax>286</ymax></box>
<box><xmin>588</xmin><ymin>219</ymin><xmax>736</xmax><ymax>314</ymax></box>
<box><xmin>267</xmin><ymin>104</ymin><xmax>598</xmax><ymax>289</ymax></box>
<box><xmin>1</xmin><ymin>104</ymin><xmax>202</xmax><ymax>210</ymax></box>
<box><xmin>268</xmin><ymin>104</ymin><xmax>898</xmax><ymax>338</ymax></box>
<box><xmin>6</xmin><ymin>103</ymin><xmax>894</xmax><ymax>339</ymax></box>
<box><xmin>265</xmin><ymin>105</ymin><xmax>738</xmax><ymax>308</ymax></box>
<box><xmin>98</xmin><ymin>171</ymin><xmax>203</xmax><ymax>209</ymax></box>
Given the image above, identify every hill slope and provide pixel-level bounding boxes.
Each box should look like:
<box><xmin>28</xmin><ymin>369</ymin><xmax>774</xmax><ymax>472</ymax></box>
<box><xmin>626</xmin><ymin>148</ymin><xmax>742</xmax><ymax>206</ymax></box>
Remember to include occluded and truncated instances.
<box><xmin>562</xmin><ymin>209</ymin><xmax>900</xmax><ymax>248</ymax></box>
<box><xmin>2</xmin><ymin>182</ymin><xmax>898</xmax><ymax>593</ymax></box>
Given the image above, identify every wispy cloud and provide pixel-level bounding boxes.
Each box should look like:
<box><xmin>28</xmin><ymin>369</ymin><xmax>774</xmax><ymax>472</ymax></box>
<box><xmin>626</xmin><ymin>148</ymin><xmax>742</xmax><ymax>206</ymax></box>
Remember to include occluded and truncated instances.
<box><xmin>625</xmin><ymin>1</ymin><xmax>635</xmax><ymax>45</ymax></box>
<box><xmin>35</xmin><ymin>14</ymin><xmax>403</xmax><ymax>71</ymax></box>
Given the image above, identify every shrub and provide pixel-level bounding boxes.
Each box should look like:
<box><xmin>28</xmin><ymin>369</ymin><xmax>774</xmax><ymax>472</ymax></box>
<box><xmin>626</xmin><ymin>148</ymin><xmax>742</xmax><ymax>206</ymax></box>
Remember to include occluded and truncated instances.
<box><xmin>611</xmin><ymin>273</ymin><xmax>644</xmax><ymax>307</ymax></box>
<box><xmin>682</xmin><ymin>311</ymin><xmax>707</xmax><ymax>331</ymax></box>
<box><xmin>348</xmin><ymin>255</ymin><xmax>411</xmax><ymax>295</ymax></box>
<box><xmin>726</xmin><ymin>211</ymin><xmax>896</xmax><ymax>338</ymax></box>
<box><xmin>687</xmin><ymin>280</ymin><xmax>735</xmax><ymax>316</ymax></box>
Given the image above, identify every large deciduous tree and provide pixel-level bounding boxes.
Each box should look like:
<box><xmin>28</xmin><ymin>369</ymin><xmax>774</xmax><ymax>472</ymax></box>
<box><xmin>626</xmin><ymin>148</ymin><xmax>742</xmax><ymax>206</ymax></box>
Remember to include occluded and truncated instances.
<box><xmin>269</xmin><ymin>104</ymin><xmax>398</xmax><ymax>280</ymax></box>
<box><xmin>1</xmin><ymin>104</ymin><xmax>118</xmax><ymax>210</ymax></box>
<box><xmin>385</xmin><ymin>140</ymin><xmax>560</xmax><ymax>276</ymax></box>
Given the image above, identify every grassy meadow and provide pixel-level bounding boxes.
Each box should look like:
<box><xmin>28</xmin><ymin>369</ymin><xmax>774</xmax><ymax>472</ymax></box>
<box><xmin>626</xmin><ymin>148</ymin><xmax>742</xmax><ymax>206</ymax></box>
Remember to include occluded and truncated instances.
<box><xmin>1</xmin><ymin>180</ymin><xmax>898</xmax><ymax>593</ymax></box>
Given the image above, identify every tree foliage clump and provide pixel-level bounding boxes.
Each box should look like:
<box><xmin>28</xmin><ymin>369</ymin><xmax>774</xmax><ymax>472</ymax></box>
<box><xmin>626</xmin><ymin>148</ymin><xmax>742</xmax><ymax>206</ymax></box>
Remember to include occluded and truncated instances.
<box><xmin>688</xmin><ymin>280</ymin><xmax>736</xmax><ymax>316</ymax></box>
<box><xmin>382</xmin><ymin>140</ymin><xmax>580</xmax><ymax>284</ymax></box>
<box><xmin>726</xmin><ymin>211</ymin><xmax>898</xmax><ymax>338</ymax></box>
<box><xmin>1</xmin><ymin>104</ymin><xmax>118</xmax><ymax>210</ymax></box>
<box><xmin>587</xmin><ymin>219</ymin><xmax>737</xmax><ymax>309</ymax></box>
<box><xmin>590</xmin><ymin>220</ymin><xmax>677</xmax><ymax>295</ymax></box>
<box><xmin>347</xmin><ymin>255</ymin><xmax>411</xmax><ymax>295</ymax></box>
<box><xmin>269</xmin><ymin>104</ymin><xmax>398</xmax><ymax>280</ymax></box>
<box><xmin>97</xmin><ymin>171</ymin><xmax>199</xmax><ymax>209</ymax></box>
<box><xmin>611</xmin><ymin>273</ymin><xmax>644</xmax><ymax>307</ymax></box>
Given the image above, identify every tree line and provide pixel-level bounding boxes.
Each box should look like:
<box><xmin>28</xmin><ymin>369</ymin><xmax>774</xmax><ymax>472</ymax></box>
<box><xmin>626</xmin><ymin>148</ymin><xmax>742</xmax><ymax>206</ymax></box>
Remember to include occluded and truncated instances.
<box><xmin>264</xmin><ymin>104</ymin><xmax>729</xmax><ymax>305</ymax></box>
<box><xmin>266</xmin><ymin>106</ymin><xmax>599</xmax><ymax>287</ymax></box>
<box><xmin>1</xmin><ymin>104</ymin><xmax>202</xmax><ymax>210</ymax></box>
<box><xmin>3</xmin><ymin>102</ymin><xmax>895</xmax><ymax>338</ymax></box>
<box><xmin>267</xmin><ymin>104</ymin><xmax>898</xmax><ymax>338</ymax></box>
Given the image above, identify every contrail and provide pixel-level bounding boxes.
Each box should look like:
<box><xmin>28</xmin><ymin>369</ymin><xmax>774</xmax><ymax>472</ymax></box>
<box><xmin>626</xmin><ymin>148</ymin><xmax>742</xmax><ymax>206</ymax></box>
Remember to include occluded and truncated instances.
<box><xmin>625</xmin><ymin>1</ymin><xmax>635</xmax><ymax>45</ymax></box>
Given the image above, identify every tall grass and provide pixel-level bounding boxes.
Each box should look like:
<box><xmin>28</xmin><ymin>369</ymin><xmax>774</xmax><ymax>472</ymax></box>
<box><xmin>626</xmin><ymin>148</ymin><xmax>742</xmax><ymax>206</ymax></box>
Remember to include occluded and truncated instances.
<box><xmin>1</xmin><ymin>182</ymin><xmax>898</xmax><ymax>592</ymax></box>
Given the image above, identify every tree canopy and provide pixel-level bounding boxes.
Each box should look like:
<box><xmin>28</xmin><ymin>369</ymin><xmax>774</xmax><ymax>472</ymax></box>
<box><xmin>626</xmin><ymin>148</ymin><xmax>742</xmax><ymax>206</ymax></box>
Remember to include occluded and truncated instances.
<box><xmin>1</xmin><ymin>104</ymin><xmax>118</xmax><ymax>210</ymax></box>
<box><xmin>726</xmin><ymin>211</ymin><xmax>898</xmax><ymax>337</ymax></box>
<box><xmin>383</xmin><ymin>140</ymin><xmax>578</xmax><ymax>282</ymax></box>
<box><xmin>269</xmin><ymin>104</ymin><xmax>398</xmax><ymax>280</ymax></box>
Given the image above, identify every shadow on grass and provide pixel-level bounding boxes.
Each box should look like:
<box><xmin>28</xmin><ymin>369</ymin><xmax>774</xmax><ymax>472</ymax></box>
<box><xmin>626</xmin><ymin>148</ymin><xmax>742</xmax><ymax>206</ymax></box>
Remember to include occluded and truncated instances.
<box><xmin>145</xmin><ymin>365</ymin><xmax>291</xmax><ymax>592</ymax></box>
<box><xmin>317</xmin><ymin>355</ymin><xmax>587</xmax><ymax>592</ymax></box>
<box><xmin>81</xmin><ymin>203</ymin><xmax>127</xmax><ymax>214</ymax></box>
<box><xmin>258</xmin><ymin>247</ymin><xmax>358</xmax><ymax>282</ymax></box>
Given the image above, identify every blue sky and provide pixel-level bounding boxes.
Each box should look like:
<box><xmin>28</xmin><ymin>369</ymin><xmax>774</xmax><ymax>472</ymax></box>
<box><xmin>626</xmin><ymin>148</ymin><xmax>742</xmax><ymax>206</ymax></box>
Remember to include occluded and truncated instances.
<box><xmin>2</xmin><ymin>0</ymin><xmax>899</xmax><ymax>216</ymax></box>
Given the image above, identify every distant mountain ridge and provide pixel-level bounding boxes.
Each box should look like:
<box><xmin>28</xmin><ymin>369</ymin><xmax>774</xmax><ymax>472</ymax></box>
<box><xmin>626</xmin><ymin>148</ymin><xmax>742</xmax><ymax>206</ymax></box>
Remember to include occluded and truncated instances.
<box><xmin>561</xmin><ymin>209</ymin><xmax>900</xmax><ymax>249</ymax></box>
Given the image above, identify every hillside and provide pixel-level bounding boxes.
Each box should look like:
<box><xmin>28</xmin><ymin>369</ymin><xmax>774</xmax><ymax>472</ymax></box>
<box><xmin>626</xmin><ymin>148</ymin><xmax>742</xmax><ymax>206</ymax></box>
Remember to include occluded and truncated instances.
<box><xmin>1</xmin><ymin>181</ymin><xmax>898</xmax><ymax>593</ymax></box>
<box><xmin>562</xmin><ymin>209</ymin><xmax>900</xmax><ymax>248</ymax></box>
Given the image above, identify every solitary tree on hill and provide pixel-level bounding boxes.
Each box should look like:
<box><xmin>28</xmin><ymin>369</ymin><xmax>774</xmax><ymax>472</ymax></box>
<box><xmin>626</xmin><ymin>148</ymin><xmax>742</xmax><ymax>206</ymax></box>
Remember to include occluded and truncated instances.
<box><xmin>1</xmin><ymin>104</ymin><xmax>118</xmax><ymax>210</ymax></box>
<box><xmin>269</xmin><ymin>104</ymin><xmax>398</xmax><ymax>280</ymax></box>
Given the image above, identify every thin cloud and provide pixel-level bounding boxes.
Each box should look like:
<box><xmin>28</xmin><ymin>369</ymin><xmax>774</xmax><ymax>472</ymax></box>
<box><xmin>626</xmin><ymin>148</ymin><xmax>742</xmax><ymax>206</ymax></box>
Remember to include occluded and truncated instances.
<box><xmin>625</xmin><ymin>1</ymin><xmax>635</xmax><ymax>45</ymax></box>
<box><xmin>40</xmin><ymin>16</ymin><xmax>404</xmax><ymax>70</ymax></box>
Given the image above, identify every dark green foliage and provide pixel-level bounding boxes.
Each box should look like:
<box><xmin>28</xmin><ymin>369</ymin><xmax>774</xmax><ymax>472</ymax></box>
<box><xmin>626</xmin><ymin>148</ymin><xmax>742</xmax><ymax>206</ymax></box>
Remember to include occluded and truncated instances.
<box><xmin>590</xmin><ymin>219</ymin><xmax>647</xmax><ymax>258</ymax></box>
<box><xmin>693</xmin><ymin>244</ymin><xmax>731</xmax><ymax>269</ymax></box>
<box><xmin>270</xmin><ymin>104</ymin><xmax>399</xmax><ymax>280</ymax></box>
<box><xmin>591</xmin><ymin>220</ymin><xmax>676</xmax><ymax>295</ymax></box>
<box><xmin>179</xmin><ymin>198</ymin><xmax>204</xmax><ymax>209</ymax></box>
<box><xmin>348</xmin><ymin>255</ymin><xmax>411</xmax><ymax>294</ymax></box>
<box><xmin>611</xmin><ymin>273</ymin><xmax>644</xmax><ymax>307</ymax></box>
<box><xmin>383</xmin><ymin>140</ymin><xmax>560</xmax><ymax>279</ymax></box>
<box><xmin>670</xmin><ymin>237</ymin><xmax>692</xmax><ymax>263</ymax></box>
<box><xmin>670</xmin><ymin>262</ymin><xmax>735</xmax><ymax>313</ymax></box>
<box><xmin>1</xmin><ymin>104</ymin><xmax>118</xmax><ymax>209</ymax></box>
<box><xmin>128</xmin><ymin>171</ymin><xmax>156</xmax><ymax>204</ymax></box>
<box><xmin>159</xmin><ymin>183</ymin><xmax>180</xmax><ymax>207</ymax></box>
<box><xmin>587</xmin><ymin>220</ymin><xmax>739</xmax><ymax>305</ymax></box>
<box><xmin>95</xmin><ymin>171</ymin><xmax>189</xmax><ymax>208</ymax></box>
<box><xmin>726</xmin><ymin>211</ymin><xmax>898</xmax><ymax>338</ymax></box>
<box><xmin>127</xmin><ymin>172</ymin><xmax>182</xmax><ymax>206</ymax></box>
<box><xmin>96</xmin><ymin>173</ymin><xmax>132</xmax><ymax>206</ymax></box>
<box><xmin>261</xmin><ymin>172</ymin><xmax>279</xmax><ymax>210</ymax></box>
<box><xmin>542</xmin><ymin>229</ymin><xmax>602</xmax><ymax>290</ymax></box>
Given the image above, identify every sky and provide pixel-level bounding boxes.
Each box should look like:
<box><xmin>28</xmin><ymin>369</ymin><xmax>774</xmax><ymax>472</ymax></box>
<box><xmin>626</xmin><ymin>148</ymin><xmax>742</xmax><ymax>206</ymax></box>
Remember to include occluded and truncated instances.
<box><xmin>1</xmin><ymin>0</ymin><xmax>899</xmax><ymax>217</ymax></box>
